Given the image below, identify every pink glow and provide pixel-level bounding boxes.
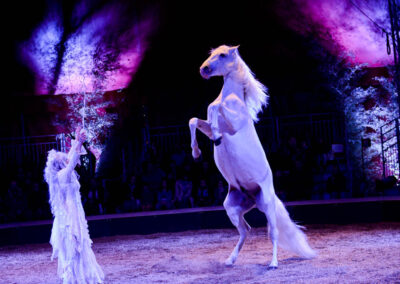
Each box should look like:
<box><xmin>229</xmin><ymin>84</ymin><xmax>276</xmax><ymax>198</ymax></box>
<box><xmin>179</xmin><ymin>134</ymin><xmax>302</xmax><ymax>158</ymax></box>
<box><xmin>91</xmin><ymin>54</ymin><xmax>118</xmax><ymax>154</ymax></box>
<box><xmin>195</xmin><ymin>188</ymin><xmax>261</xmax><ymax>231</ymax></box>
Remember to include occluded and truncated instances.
<box><xmin>21</xmin><ymin>3</ymin><xmax>154</xmax><ymax>94</ymax></box>
<box><xmin>279</xmin><ymin>0</ymin><xmax>393</xmax><ymax>67</ymax></box>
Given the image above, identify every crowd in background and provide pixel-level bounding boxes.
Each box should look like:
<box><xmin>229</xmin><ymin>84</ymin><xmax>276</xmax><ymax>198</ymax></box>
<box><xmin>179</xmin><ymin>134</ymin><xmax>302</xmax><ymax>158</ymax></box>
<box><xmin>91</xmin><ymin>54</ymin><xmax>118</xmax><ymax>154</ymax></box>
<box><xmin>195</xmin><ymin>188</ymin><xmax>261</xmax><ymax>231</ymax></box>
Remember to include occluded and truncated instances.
<box><xmin>0</xmin><ymin>136</ymin><xmax>352</xmax><ymax>223</ymax></box>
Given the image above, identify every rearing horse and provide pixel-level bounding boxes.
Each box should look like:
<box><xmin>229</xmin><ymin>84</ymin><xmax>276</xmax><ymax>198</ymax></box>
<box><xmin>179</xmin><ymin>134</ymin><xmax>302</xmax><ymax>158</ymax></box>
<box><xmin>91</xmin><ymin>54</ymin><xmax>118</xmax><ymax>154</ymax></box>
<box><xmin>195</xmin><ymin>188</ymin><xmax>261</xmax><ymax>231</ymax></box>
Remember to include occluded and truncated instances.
<box><xmin>189</xmin><ymin>45</ymin><xmax>316</xmax><ymax>269</ymax></box>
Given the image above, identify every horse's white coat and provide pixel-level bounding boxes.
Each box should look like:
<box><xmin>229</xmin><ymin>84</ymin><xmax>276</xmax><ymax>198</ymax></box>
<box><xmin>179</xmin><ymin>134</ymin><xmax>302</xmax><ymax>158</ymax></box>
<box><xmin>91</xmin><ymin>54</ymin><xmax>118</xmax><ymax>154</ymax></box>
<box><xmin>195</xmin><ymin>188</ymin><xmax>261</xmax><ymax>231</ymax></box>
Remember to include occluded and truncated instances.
<box><xmin>189</xmin><ymin>45</ymin><xmax>316</xmax><ymax>268</ymax></box>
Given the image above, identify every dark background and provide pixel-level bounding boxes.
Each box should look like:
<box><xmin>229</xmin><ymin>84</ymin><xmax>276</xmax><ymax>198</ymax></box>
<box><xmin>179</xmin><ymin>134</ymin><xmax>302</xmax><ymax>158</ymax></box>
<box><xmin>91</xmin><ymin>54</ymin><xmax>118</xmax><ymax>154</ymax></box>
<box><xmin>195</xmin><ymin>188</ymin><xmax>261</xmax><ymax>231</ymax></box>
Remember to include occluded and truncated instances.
<box><xmin>3</xmin><ymin>0</ymin><xmax>336</xmax><ymax>134</ymax></box>
<box><xmin>133</xmin><ymin>0</ymin><xmax>335</xmax><ymax>126</ymax></box>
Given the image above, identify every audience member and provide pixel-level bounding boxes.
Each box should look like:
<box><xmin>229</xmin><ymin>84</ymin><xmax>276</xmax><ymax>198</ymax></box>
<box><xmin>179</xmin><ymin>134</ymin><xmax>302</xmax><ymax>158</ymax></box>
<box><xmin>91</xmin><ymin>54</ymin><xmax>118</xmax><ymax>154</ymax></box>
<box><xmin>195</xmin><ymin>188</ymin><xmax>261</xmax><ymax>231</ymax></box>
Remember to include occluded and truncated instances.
<box><xmin>165</xmin><ymin>161</ymin><xmax>178</xmax><ymax>187</ymax></box>
<box><xmin>84</xmin><ymin>189</ymin><xmax>103</xmax><ymax>215</ymax></box>
<box><xmin>28</xmin><ymin>182</ymin><xmax>48</xmax><ymax>219</ymax></box>
<box><xmin>141</xmin><ymin>183</ymin><xmax>155</xmax><ymax>211</ymax></box>
<box><xmin>127</xmin><ymin>175</ymin><xmax>141</xmax><ymax>204</ymax></box>
<box><xmin>171</xmin><ymin>144</ymin><xmax>188</xmax><ymax>171</ymax></box>
<box><xmin>326</xmin><ymin>161</ymin><xmax>346</xmax><ymax>199</ymax></box>
<box><xmin>141</xmin><ymin>161</ymin><xmax>165</xmax><ymax>193</ymax></box>
<box><xmin>156</xmin><ymin>179</ymin><xmax>173</xmax><ymax>210</ymax></box>
<box><xmin>173</xmin><ymin>173</ymin><xmax>194</xmax><ymax>208</ymax></box>
<box><xmin>5</xmin><ymin>180</ymin><xmax>28</xmax><ymax>221</ymax></box>
<box><xmin>122</xmin><ymin>191</ymin><xmax>140</xmax><ymax>212</ymax></box>
<box><xmin>196</xmin><ymin>179</ymin><xmax>211</xmax><ymax>207</ymax></box>
<box><xmin>214</xmin><ymin>179</ymin><xmax>228</xmax><ymax>205</ymax></box>
<box><xmin>0</xmin><ymin>133</ymin><xmax>354</xmax><ymax>223</ymax></box>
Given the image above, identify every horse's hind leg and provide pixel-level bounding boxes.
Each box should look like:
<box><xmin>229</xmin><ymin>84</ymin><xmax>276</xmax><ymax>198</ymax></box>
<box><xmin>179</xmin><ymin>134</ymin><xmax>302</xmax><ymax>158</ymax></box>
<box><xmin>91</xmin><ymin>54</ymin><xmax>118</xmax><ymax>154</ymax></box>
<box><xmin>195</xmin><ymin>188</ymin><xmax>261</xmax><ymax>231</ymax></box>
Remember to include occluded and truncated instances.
<box><xmin>223</xmin><ymin>187</ymin><xmax>255</xmax><ymax>266</ymax></box>
<box><xmin>256</xmin><ymin>180</ymin><xmax>279</xmax><ymax>269</ymax></box>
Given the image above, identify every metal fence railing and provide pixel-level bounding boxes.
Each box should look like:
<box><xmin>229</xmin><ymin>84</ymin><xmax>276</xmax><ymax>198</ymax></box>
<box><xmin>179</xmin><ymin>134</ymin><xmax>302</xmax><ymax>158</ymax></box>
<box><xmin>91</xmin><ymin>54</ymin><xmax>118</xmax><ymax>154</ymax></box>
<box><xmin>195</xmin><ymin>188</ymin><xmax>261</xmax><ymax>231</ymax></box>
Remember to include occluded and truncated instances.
<box><xmin>0</xmin><ymin>135</ymin><xmax>66</xmax><ymax>170</ymax></box>
<box><xmin>0</xmin><ymin>113</ymin><xmax>346</xmax><ymax>171</ymax></box>
<box><xmin>150</xmin><ymin>113</ymin><xmax>346</xmax><ymax>157</ymax></box>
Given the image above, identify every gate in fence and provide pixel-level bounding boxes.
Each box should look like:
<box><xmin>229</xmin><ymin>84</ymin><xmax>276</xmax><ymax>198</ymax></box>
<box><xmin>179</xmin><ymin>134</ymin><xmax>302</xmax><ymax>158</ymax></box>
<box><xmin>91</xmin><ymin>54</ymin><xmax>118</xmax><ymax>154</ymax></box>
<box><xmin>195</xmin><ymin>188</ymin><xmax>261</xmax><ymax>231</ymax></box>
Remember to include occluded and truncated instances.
<box><xmin>380</xmin><ymin>118</ymin><xmax>400</xmax><ymax>179</ymax></box>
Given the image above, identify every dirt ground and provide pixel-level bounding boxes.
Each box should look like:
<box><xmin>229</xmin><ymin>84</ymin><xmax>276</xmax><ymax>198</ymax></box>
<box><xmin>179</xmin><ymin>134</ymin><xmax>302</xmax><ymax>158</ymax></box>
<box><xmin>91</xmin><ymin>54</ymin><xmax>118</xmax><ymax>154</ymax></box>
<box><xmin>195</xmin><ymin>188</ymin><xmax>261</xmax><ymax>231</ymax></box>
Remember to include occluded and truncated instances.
<box><xmin>0</xmin><ymin>222</ymin><xmax>399</xmax><ymax>284</ymax></box>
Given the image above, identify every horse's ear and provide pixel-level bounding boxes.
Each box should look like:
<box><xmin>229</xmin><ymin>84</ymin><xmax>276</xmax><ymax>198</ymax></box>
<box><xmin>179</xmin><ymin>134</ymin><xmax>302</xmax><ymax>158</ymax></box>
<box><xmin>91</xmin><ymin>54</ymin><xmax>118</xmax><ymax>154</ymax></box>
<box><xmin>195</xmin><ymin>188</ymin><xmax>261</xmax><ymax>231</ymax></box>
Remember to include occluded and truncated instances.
<box><xmin>228</xmin><ymin>45</ymin><xmax>240</xmax><ymax>56</ymax></box>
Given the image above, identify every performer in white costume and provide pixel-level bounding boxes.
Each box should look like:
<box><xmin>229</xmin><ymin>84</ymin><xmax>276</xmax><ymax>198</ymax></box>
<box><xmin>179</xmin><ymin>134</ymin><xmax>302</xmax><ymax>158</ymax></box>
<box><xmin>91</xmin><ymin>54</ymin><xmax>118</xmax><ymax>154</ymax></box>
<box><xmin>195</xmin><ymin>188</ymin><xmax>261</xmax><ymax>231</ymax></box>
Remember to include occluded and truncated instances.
<box><xmin>44</xmin><ymin>126</ymin><xmax>104</xmax><ymax>284</ymax></box>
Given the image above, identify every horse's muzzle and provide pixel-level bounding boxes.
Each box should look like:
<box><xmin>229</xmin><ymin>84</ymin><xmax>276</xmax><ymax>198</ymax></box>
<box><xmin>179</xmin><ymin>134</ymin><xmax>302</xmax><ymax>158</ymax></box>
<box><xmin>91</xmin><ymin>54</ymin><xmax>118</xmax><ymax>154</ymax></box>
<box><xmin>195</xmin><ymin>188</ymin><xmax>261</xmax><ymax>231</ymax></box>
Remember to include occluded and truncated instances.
<box><xmin>200</xmin><ymin>65</ymin><xmax>211</xmax><ymax>79</ymax></box>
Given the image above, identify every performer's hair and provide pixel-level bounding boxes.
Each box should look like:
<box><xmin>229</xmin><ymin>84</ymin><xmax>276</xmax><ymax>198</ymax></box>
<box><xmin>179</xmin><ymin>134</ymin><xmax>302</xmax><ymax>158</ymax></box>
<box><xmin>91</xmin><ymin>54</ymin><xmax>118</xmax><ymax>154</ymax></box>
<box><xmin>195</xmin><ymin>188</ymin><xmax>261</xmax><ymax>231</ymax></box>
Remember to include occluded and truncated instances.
<box><xmin>44</xmin><ymin>149</ymin><xmax>67</xmax><ymax>215</ymax></box>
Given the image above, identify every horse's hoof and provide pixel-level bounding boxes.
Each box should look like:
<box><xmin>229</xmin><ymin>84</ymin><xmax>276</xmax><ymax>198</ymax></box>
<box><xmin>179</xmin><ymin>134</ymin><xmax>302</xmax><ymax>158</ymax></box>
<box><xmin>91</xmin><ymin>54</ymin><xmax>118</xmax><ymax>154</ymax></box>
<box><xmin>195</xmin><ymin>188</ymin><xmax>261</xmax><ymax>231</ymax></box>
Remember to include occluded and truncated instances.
<box><xmin>194</xmin><ymin>154</ymin><xmax>203</xmax><ymax>163</ymax></box>
<box><xmin>225</xmin><ymin>258</ymin><xmax>234</xmax><ymax>266</ymax></box>
<box><xmin>268</xmin><ymin>265</ymin><xmax>278</xmax><ymax>270</ymax></box>
<box><xmin>192</xmin><ymin>148</ymin><xmax>202</xmax><ymax>160</ymax></box>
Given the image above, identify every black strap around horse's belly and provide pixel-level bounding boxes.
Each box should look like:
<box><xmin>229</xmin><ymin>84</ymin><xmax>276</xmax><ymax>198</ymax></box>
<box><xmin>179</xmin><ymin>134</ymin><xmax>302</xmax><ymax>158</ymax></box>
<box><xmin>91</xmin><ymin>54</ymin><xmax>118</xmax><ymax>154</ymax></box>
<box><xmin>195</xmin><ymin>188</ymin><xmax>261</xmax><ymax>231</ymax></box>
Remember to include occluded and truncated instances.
<box><xmin>213</xmin><ymin>136</ymin><xmax>222</xmax><ymax>146</ymax></box>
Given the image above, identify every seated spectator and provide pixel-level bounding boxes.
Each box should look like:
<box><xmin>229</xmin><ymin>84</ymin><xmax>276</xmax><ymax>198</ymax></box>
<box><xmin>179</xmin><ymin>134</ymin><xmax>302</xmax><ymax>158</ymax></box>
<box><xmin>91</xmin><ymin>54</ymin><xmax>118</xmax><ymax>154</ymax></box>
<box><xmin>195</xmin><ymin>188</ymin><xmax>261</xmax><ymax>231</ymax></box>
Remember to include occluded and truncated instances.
<box><xmin>171</xmin><ymin>144</ymin><xmax>188</xmax><ymax>171</ymax></box>
<box><xmin>311</xmin><ymin>167</ymin><xmax>327</xmax><ymax>200</ymax></box>
<box><xmin>287</xmin><ymin>159</ymin><xmax>313</xmax><ymax>200</ymax></box>
<box><xmin>128</xmin><ymin>175</ymin><xmax>142</xmax><ymax>205</ymax></box>
<box><xmin>270</xmin><ymin>144</ymin><xmax>291</xmax><ymax>174</ymax></box>
<box><xmin>214</xmin><ymin>179</ymin><xmax>228</xmax><ymax>205</ymax></box>
<box><xmin>198</xmin><ymin>160</ymin><xmax>218</xmax><ymax>190</ymax></box>
<box><xmin>102</xmin><ymin>179</ymin><xmax>115</xmax><ymax>213</ymax></box>
<box><xmin>287</xmin><ymin>136</ymin><xmax>299</xmax><ymax>161</ymax></box>
<box><xmin>28</xmin><ymin>182</ymin><xmax>49</xmax><ymax>219</ymax></box>
<box><xmin>274</xmin><ymin>170</ymin><xmax>289</xmax><ymax>201</ymax></box>
<box><xmin>197</xmin><ymin>179</ymin><xmax>211</xmax><ymax>207</ymax></box>
<box><xmin>122</xmin><ymin>191</ymin><xmax>140</xmax><ymax>212</ymax></box>
<box><xmin>84</xmin><ymin>190</ymin><xmax>103</xmax><ymax>216</ymax></box>
<box><xmin>173</xmin><ymin>174</ymin><xmax>194</xmax><ymax>208</ymax></box>
<box><xmin>326</xmin><ymin>161</ymin><xmax>346</xmax><ymax>199</ymax></box>
<box><xmin>5</xmin><ymin>180</ymin><xmax>28</xmax><ymax>221</ymax></box>
<box><xmin>83</xmin><ymin>178</ymin><xmax>104</xmax><ymax>214</ymax></box>
<box><xmin>141</xmin><ymin>183</ymin><xmax>155</xmax><ymax>211</ymax></box>
<box><xmin>141</xmin><ymin>161</ymin><xmax>165</xmax><ymax>193</ymax></box>
<box><xmin>156</xmin><ymin>179</ymin><xmax>173</xmax><ymax>210</ymax></box>
<box><xmin>166</xmin><ymin>161</ymin><xmax>178</xmax><ymax>186</ymax></box>
<box><xmin>298</xmin><ymin>139</ymin><xmax>313</xmax><ymax>170</ymax></box>
<box><xmin>312</xmin><ymin>138</ymin><xmax>331</xmax><ymax>170</ymax></box>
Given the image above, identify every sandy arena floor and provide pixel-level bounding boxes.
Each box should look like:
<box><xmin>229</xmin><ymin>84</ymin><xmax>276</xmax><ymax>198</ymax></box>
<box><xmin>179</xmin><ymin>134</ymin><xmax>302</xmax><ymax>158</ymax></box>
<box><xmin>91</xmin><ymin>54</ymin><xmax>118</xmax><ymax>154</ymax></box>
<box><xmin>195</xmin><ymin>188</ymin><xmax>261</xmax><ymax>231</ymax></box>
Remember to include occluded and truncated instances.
<box><xmin>0</xmin><ymin>222</ymin><xmax>399</xmax><ymax>284</ymax></box>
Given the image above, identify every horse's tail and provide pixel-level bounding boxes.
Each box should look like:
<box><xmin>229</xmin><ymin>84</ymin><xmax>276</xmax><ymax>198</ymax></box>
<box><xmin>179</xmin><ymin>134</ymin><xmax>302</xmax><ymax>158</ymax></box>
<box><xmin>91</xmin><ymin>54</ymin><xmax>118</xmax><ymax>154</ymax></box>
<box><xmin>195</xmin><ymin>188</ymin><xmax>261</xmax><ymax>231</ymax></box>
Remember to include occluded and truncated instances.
<box><xmin>274</xmin><ymin>195</ymin><xmax>317</xmax><ymax>259</ymax></box>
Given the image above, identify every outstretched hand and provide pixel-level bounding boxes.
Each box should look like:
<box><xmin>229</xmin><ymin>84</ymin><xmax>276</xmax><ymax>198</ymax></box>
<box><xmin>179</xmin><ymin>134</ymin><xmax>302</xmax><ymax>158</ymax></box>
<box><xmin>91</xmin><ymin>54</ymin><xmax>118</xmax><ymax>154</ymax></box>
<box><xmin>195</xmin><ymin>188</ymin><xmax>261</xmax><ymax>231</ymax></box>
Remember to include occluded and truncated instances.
<box><xmin>78</xmin><ymin>130</ymin><xmax>87</xmax><ymax>143</ymax></box>
<box><xmin>75</xmin><ymin>126</ymin><xmax>87</xmax><ymax>143</ymax></box>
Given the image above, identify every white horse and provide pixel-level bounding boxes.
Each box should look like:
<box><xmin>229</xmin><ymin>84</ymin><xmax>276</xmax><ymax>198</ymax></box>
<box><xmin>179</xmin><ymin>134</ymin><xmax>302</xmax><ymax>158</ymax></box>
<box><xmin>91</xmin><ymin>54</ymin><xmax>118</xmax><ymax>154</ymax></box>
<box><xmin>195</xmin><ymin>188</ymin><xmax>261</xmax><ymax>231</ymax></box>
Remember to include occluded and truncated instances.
<box><xmin>189</xmin><ymin>45</ymin><xmax>316</xmax><ymax>269</ymax></box>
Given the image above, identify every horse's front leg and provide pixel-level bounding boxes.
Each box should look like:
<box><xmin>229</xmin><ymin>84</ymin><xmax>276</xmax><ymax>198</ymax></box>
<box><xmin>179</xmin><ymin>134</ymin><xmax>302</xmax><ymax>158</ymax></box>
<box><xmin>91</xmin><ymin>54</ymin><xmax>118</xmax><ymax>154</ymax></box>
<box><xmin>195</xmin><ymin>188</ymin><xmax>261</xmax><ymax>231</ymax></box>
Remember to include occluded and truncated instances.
<box><xmin>208</xmin><ymin>104</ymin><xmax>223</xmax><ymax>144</ymax></box>
<box><xmin>188</xmin><ymin>117</ymin><xmax>212</xmax><ymax>159</ymax></box>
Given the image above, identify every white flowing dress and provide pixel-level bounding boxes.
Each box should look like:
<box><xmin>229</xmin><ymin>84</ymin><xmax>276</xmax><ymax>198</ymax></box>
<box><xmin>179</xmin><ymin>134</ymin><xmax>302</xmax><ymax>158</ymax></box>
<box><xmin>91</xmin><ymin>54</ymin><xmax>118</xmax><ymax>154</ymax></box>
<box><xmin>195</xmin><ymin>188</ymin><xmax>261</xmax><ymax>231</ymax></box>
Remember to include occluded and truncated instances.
<box><xmin>49</xmin><ymin>145</ymin><xmax>104</xmax><ymax>284</ymax></box>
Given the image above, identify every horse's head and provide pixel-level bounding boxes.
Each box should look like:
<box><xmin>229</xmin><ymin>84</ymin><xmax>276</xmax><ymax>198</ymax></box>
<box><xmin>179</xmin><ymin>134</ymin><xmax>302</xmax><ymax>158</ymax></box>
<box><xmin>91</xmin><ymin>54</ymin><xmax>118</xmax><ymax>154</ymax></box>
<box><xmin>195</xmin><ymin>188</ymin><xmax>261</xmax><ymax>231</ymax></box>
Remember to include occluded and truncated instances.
<box><xmin>200</xmin><ymin>45</ymin><xmax>239</xmax><ymax>79</ymax></box>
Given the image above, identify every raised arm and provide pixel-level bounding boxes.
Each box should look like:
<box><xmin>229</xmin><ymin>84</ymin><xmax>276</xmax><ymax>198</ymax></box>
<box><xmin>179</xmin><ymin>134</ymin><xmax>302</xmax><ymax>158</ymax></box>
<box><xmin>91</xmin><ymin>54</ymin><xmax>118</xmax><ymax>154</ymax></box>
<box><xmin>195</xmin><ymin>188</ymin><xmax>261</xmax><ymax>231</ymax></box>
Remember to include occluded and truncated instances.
<box><xmin>59</xmin><ymin>127</ymin><xmax>86</xmax><ymax>183</ymax></box>
<box><xmin>65</xmin><ymin>141</ymin><xmax>83</xmax><ymax>173</ymax></box>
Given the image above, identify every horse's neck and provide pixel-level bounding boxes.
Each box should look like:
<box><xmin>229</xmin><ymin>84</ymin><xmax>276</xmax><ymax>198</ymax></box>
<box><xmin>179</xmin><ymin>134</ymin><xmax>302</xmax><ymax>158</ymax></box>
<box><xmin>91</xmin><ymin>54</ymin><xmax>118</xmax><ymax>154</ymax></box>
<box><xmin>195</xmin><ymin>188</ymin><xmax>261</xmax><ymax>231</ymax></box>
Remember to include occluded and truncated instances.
<box><xmin>210</xmin><ymin>72</ymin><xmax>245</xmax><ymax>106</ymax></box>
<box><xmin>221</xmin><ymin>75</ymin><xmax>245</xmax><ymax>102</ymax></box>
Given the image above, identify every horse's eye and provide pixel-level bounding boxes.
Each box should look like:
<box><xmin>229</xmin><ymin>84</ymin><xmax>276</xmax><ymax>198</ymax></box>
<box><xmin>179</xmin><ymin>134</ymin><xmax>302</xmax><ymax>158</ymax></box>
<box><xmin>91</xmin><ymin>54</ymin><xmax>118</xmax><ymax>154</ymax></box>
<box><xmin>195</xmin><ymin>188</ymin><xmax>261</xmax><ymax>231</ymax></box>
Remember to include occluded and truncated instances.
<box><xmin>219</xmin><ymin>53</ymin><xmax>227</xmax><ymax>59</ymax></box>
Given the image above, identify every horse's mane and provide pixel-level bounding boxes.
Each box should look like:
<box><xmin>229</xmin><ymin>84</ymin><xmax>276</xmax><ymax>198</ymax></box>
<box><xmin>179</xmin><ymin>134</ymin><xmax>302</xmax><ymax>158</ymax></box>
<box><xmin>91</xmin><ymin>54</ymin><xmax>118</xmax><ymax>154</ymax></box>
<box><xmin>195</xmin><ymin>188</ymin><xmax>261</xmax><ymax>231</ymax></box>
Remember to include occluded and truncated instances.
<box><xmin>235</xmin><ymin>52</ymin><xmax>269</xmax><ymax>122</ymax></box>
